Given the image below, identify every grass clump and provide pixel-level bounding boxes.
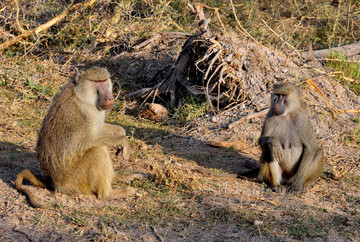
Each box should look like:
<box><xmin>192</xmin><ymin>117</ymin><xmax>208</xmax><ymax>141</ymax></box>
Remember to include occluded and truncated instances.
<box><xmin>343</xmin><ymin>118</ymin><xmax>360</xmax><ymax>147</ymax></box>
<box><xmin>327</xmin><ymin>52</ymin><xmax>360</xmax><ymax>95</ymax></box>
<box><xmin>173</xmin><ymin>96</ymin><xmax>209</xmax><ymax>124</ymax></box>
<box><xmin>1</xmin><ymin>1</ymin><xmax>359</xmax><ymax>241</ymax></box>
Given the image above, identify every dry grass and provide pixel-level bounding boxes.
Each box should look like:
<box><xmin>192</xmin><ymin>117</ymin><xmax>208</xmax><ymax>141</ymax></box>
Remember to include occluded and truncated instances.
<box><xmin>0</xmin><ymin>0</ymin><xmax>359</xmax><ymax>241</ymax></box>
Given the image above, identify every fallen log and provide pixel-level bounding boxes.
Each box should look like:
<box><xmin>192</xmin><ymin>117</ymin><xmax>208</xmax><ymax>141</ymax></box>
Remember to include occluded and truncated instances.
<box><xmin>228</xmin><ymin>109</ymin><xmax>268</xmax><ymax>129</ymax></box>
<box><xmin>302</xmin><ymin>42</ymin><xmax>360</xmax><ymax>60</ymax></box>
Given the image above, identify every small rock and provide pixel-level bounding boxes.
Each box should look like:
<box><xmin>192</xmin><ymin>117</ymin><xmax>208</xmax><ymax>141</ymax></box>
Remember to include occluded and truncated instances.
<box><xmin>138</xmin><ymin>103</ymin><xmax>169</xmax><ymax>122</ymax></box>
<box><xmin>211</xmin><ymin>116</ymin><xmax>218</xmax><ymax>123</ymax></box>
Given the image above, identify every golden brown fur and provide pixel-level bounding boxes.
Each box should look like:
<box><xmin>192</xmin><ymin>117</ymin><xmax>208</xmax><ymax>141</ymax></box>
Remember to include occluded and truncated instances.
<box><xmin>258</xmin><ymin>83</ymin><xmax>324</xmax><ymax>192</ymax></box>
<box><xmin>16</xmin><ymin>67</ymin><xmax>139</xmax><ymax>208</ymax></box>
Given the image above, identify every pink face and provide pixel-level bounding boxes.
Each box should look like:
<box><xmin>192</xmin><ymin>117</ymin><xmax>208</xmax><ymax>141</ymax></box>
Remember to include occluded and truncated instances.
<box><xmin>94</xmin><ymin>79</ymin><xmax>114</xmax><ymax>110</ymax></box>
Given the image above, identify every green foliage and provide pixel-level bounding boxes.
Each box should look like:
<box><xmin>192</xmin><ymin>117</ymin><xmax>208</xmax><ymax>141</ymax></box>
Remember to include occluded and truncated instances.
<box><xmin>0</xmin><ymin>73</ymin><xmax>12</xmax><ymax>86</ymax></box>
<box><xmin>65</xmin><ymin>210</ymin><xmax>92</xmax><ymax>226</ymax></box>
<box><xmin>1</xmin><ymin>1</ymin><xmax>360</xmax><ymax>241</ymax></box>
<box><xmin>285</xmin><ymin>206</ymin><xmax>328</xmax><ymax>239</ymax></box>
<box><xmin>327</xmin><ymin>52</ymin><xmax>360</xmax><ymax>95</ymax></box>
<box><xmin>174</xmin><ymin>96</ymin><xmax>209</xmax><ymax>124</ymax></box>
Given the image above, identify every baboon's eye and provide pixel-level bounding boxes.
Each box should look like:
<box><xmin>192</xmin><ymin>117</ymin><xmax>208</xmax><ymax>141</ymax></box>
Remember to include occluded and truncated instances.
<box><xmin>274</xmin><ymin>95</ymin><xmax>279</xmax><ymax>103</ymax></box>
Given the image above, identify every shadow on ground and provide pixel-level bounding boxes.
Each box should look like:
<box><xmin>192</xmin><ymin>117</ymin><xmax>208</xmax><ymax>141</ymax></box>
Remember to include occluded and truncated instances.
<box><xmin>96</xmin><ymin>52</ymin><xmax>260</xmax><ymax>180</ymax></box>
<box><xmin>0</xmin><ymin>141</ymin><xmax>40</xmax><ymax>187</ymax></box>
<box><xmin>120</xmin><ymin>124</ymin><xmax>259</xmax><ymax>179</ymax></box>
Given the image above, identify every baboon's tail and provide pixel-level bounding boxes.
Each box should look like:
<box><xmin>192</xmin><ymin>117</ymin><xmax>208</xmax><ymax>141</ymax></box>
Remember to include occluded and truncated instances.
<box><xmin>15</xmin><ymin>169</ymin><xmax>48</xmax><ymax>208</ymax></box>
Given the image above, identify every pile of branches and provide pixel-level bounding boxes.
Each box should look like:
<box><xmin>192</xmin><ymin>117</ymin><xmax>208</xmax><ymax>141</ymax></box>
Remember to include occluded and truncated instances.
<box><xmin>147</xmin><ymin>31</ymin><xmax>247</xmax><ymax>110</ymax></box>
<box><xmin>126</xmin><ymin>4</ymin><xmax>301</xmax><ymax>111</ymax></box>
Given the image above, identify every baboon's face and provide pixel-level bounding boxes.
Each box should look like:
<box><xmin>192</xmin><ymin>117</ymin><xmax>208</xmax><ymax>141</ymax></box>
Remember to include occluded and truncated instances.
<box><xmin>271</xmin><ymin>83</ymin><xmax>300</xmax><ymax>116</ymax></box>
<box><xmin>93</xmin><ymin>78</ymin><xmax>113</xmax><ymax>111</ymax></box>
<box><xmin>74</xmin><ymin>67</ymin><xmax>114</xmax><ymax>111</ymax></box>
<box><xmin>272</xmin><ymin>94</ymin><xmax>287</xmax><ymax>116</ymax></box>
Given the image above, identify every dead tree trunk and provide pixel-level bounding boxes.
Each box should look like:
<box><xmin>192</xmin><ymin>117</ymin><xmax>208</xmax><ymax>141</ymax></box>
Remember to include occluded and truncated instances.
<box><xmin>302</xmin><ymin>42</ymin><xmax>360</xmax><ymax>60</ymax></box>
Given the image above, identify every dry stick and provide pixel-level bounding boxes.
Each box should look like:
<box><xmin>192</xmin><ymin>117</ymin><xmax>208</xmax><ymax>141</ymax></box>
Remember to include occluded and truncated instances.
<box><xmin>293</xmin><ymin>0</ymin><xmax>302</xmax><ymax>16</ymax></box>
<box><xmin>133</xmin><ymin>33</ymin><xmax>162</xmax><ymax>50</ymax></box>
<box><xmin>217</xmin><ymin>82</ymin><xmax>221</xmax><ymax>110</ymax></box>
<box><xmin>125</xmin><ymin>87</ymin><xmax>153</xmax><ymax>99</ymax></box>
<box><xmin>205</xmin><ymin>50</ymin><xmax>223</xmax><ymax>112</ymax></box>
<box><xmin>210</xmin><ymin>65</ymin><xmax>226</xmax><ymax>109</ymax></box>
<box><xmin>150</xmin><ymin>226</ymin><xmax>164</xmax><ymax>242</ymax></box>
<box><xmin>261</xmin><ymin>19</ymin><xmax>302</xmax><ymax>58</ymax></box>
<box><xmin>306</xmin><ymin>79</ymin><xmax>338</xmax><ymax>117</ymax></box>
<box><xmin>133</xmin><ymin>32</ymin><xmax>190</xmax><ymax>50</ymax></box>
<box><xmin>0</xmin><ymin>1</ymin><xmax>95</xmax><ymax>50</ymax></box>
<box><xmin>14</xmin><ymin>0</ymin><xmax>25</xmax><ymax>33</ymax></box>
<box><xmin>306</xmin><ymin>79</ymin><xmax>360</xmax><ymax>116</ymax></box>
<box><xmin>328</xmin><ymin>0</ymin><xmax>342</xmax><ymax>47</ymax></box>
<box><xmin>207</xmin><ymin>37</ymin><xmax>222</xmax><ymax>49</ymax></box>
<box><xmin>328</xmin><ymin>72</ymin><xmax>356</xmax><ymax>83</ymax></box>
<box><xmin>166</xmin><ymin>13</ymin><xmax>184</xmax><ymax>31</ymax></box>
<box><xmin>202</xmin><ymin>4</ymin><xmax>230</xmax><ymax>37</ymax></box>
<box><xmin>206</xmin><ymin>77</ymin><xmax>216</xmax><ymax>114</ymax></box>
<box><xmin>207</xmin><ymin>62</ymin><xmax>226</xmax><ymax>85</ymax></box>
<box><xmin>195</xmin><ymin>48</ymin><xmax>215</xmax><ymax>66</ymax></box>
<box><xmin>207</xmin><ymin>62</ymin><xmax>226</xmax><ymax>110</ymax></box>
<box><xmin>219</xmin><ymin>101</ymin><xmax>243</xmax><ymax>115</ymax></box>
<box><xmin>229</xmin><ymin>0</ymin><xmax>258</xmax><ymax>44</ymax></box>
<box><xmin>228</xmin><ymin>108</ymin><xmax>269</xmax><ymax>129</ymax></box>
<box><xmin>286</xmin><ymin>16</ymin><xmax>305</xmax><ymax>49</ymax></box>
<box><xmin>204</xmin><ymin>49</ymin><xmax>222</xmax><ymax>80</ymax></box>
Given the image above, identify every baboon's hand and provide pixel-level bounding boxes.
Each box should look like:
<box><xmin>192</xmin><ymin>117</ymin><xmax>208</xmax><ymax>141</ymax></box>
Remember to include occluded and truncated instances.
<box><xmin>271</xmin><ymin>139</ymin><xmax>283</xmax><ymax>163</ymax></box>
<box><xmin>116</xmin><ymin>145</ymin><xmax>130</xmax><ymax>162</ymax></box>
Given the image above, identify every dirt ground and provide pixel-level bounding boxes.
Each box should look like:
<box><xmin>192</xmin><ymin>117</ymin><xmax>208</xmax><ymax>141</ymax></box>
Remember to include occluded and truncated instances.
<box><xmin>1</xmin><ymin>37</ymin><xmax>360</xmax><ymax>241</ymax></box>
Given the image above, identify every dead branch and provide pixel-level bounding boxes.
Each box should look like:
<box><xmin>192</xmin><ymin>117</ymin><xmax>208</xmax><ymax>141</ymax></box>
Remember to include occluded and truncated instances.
<box><xmin>125</xmin><ymin>88</ymin><xmax>153</xmax><ymax>99</ymax></box>
<box><xmin>302</xmin><ymin>41</ymin><xmax>360</xmax><ymax>60</ymax></box>
<box><xmin>0</xmin><ymin>1</ymin><xmax>95</xmax><ymax>51</ymax></box>
<box><xmin>132</xmin><ymin>32</ymin><xmax>191</xmax><ymax>50</ymax></box>
<box><xmin>187</xmin><ymin>3</ymin><xmax>210</xmax><ymax>32</ymax></box>
<box><xmin>261</xmin><ymin>19</ymin><xmax>301</xmax><ymax>58</ymax></box>
<box><xmin>230</xmin><ymin>0</ymin><xmax>258</xmax><ymax>44</ymax></box>
<box><xmin>306</xmin><ymin>79</ymin><xmax>338</xmax><ymax>117</ymax></box>
<box><xmin>228</xmin><ymin>109</ymin><xmax>269</xmax><ymax>129</ymax></box>
<box><xmin>182</xmin><ymin>84</ymin><xmax>224</xmax><ymax>101</ymax></box>
<box><xmin>150</xmin><ymin>226</ymin><xmax>164</xmax><ymax>242</ymax></box>
<box><xmin>145</xmin><ymin>64</ymin><xmax>173</xmax><ymax>85</ymax></box>
<box><xmin>306</xmin><ymin>79</ymin><xmax>360</xmax><ymax>116</ymax></box>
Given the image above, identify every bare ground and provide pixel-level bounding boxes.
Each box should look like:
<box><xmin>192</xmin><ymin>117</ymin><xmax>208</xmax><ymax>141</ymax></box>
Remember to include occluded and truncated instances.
<box><xmin>0</xmin><ymin>39</ymin><xmax>359</xmax><ymax>241</ymax></box>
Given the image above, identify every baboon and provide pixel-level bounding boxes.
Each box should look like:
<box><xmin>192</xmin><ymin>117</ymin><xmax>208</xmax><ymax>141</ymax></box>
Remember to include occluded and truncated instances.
<box><xmin>258</xmin><ymin>82</ymin><xmax>324</xmax><ymax>193</ymax></box>
<box><xmin>16</xmin><ymin>66</ymin><xmax>140</xmax><ymax>208</ymax></box>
